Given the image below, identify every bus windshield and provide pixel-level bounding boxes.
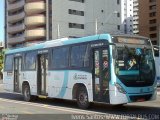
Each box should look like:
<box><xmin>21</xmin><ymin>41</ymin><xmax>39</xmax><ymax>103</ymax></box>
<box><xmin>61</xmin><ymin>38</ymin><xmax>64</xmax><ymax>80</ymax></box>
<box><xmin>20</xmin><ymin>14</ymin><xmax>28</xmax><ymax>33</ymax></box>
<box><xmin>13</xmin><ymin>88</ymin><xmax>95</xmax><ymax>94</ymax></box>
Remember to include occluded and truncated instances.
<box><xmin>115</xmin><ymin>45</ymin><xmax>155</xmax><ymax>87</ymax></box>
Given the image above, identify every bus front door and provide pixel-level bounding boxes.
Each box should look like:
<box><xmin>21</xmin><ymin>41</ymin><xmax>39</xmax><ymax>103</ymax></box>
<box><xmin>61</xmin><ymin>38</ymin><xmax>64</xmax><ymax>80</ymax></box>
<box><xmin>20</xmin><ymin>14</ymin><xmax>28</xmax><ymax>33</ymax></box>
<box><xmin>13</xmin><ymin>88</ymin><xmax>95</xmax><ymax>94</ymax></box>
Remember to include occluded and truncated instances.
<box><xmin>14</xmin><ymin>57</ymin><xmax>22</xmax><ymax>92</ymax></box>
<box><xmin>93</xmin><ymin>48</ymin><xmax>110</xmax><ymax>103</ymax></box>
<box><xmin>37</xmin><ymin>54</ymin><xmax>48</xmax><ymax>96</ymax></box>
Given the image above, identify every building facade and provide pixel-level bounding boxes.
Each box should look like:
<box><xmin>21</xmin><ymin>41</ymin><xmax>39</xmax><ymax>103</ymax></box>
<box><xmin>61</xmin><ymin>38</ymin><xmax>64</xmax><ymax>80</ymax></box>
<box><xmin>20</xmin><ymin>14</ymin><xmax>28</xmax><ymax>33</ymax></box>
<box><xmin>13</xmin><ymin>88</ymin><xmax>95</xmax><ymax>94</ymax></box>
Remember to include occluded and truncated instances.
<box><xmin>5</xmin><ymin>0</ymin><xmax>47</xmax><ymax>48</ymax></box>
<box><xmin>133</xmin><ymin>0</ymin><xmax>139</xmax><ymax>34</ymax></box>
<box><xmin>5</xmin><ymin>0</ymin><xmax>136</xmax><ymax>48</ymax></box>
<box><xmin>120</xmin><ymin>0</ymin><xmax>134</xmax><ymax>34</ymax></box>
<box><xmin>139</xmin><ymin>0</ymin><xmax>160</xmax><ymax>45</ymax></box>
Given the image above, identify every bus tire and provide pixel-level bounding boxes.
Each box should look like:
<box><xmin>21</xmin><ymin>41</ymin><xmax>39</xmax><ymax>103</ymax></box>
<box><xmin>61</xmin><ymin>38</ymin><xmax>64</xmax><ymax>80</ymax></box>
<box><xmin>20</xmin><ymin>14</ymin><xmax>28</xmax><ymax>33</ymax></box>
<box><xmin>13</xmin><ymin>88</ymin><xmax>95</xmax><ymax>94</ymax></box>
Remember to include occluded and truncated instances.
<box><xmin>76</xmin><ymin>86</ymin><xmax>90</xmax><ymax>109</ymax></box>
<box><xmin>23</xmin><ymin>84</ymin><xmax>33</xmax><ymax>102</ymax></box>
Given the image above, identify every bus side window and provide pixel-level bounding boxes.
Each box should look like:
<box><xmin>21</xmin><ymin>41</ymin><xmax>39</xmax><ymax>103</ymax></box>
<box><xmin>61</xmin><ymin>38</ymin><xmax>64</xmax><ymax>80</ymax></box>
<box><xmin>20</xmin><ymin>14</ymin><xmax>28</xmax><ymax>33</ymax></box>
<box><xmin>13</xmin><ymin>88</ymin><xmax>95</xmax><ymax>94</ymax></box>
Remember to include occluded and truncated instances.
<box><xmin>71</xmin><ymin>44</ymin><xmax>89</xmax><ymax>68</ymax></box>
<box><xmin>52</xmin><ymin>47</ymin><xmax>69</xmax><ymax>69</ymax></box>
<box><xmin>24</xmin><ymin>52</ymin><xmax>36</xmax><ymax>70</ymax></box>
<box><xmin>4</xmin><ymin>55</ymin><xmax>13</xmax><ymax>71</ymax></box>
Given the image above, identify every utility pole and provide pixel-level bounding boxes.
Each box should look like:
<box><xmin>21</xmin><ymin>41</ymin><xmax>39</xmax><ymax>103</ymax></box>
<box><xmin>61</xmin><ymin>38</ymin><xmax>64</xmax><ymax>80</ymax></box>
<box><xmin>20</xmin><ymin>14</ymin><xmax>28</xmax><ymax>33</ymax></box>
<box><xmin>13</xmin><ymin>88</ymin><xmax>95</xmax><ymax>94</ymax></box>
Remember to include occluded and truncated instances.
<box><xmin>95</xmin><ymin>18</ymin><xmax>98</xmax><ymax>35</ymax></box>
<box><xmin>57</xmin><ymin>23</ymin><xmax>60</xmax><ymax>39</ymax></box>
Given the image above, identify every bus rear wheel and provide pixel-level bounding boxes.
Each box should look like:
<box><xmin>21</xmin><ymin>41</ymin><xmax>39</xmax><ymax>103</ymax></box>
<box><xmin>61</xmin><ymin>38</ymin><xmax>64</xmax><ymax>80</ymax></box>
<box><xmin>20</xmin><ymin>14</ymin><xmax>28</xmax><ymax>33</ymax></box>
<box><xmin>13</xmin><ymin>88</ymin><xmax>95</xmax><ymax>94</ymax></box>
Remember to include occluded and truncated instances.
<box><xmin>23</xmin><ymin>84</ymin><xmax>33</xmax><ymax>102</ymax></box>
<box><xmin>76</xmin><ymin>87</ymin><xmax>90</xmax><ymax>109</ymax></box>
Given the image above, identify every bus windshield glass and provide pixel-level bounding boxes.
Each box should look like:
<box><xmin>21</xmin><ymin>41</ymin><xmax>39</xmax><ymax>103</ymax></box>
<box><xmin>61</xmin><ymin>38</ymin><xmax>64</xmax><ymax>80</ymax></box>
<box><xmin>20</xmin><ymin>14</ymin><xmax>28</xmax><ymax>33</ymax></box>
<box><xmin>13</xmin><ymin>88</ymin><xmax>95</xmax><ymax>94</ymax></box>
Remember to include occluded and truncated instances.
<box><xmin>115</xmin><ymin>44</ymin><xmax>155</xmax><ymax>87</ymax></box>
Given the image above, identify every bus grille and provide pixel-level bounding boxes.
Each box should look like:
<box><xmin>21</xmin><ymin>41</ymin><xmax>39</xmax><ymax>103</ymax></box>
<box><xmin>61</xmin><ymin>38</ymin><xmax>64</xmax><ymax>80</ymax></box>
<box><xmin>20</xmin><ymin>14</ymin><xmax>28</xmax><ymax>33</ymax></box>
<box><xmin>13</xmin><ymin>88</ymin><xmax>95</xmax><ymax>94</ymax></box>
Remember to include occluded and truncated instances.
<box><xmin>129</xmin><ymin>94</ymin><xmax>152</xmax><ymax>102</ymax></box>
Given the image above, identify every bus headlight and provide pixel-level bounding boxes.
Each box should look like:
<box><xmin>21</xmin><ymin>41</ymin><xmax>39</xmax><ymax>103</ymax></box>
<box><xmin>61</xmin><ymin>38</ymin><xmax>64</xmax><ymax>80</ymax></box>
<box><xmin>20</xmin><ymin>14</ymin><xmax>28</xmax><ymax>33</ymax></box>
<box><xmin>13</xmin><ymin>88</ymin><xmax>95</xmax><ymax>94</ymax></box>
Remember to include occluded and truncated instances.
<box><xmin>115</xmin><ymin>83</ymin><xmax>126</xmax><ymax>94</ymax></box>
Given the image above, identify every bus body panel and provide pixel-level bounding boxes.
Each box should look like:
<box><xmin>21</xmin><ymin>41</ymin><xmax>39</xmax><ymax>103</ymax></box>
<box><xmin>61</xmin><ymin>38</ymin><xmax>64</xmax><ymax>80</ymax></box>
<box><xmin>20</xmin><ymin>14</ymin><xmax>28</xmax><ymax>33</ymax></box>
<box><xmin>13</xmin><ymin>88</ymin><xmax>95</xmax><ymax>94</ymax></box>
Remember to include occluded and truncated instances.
<box><xmin>47</xmin><ymin>70</ymin><xmax>93</xmax><ymax>101</ymax></box>
<box><xmin>109</xmin><ymin>84</ymin><xmax>128</xmax><ymax>104</ymax></box>
<box><xmin>155</xmin><ymin>57</ymin><xmax>160</xmax><ymax>87</ymax></box>
<box><xmin>3</xmin><ymin>72</ymin><xmax>14</xmax><ymax>92</ymax></box>
<box><xmin>22</xmin><ymin>71</ymin><xmax>37</xmax><ymax>95</ymax></box>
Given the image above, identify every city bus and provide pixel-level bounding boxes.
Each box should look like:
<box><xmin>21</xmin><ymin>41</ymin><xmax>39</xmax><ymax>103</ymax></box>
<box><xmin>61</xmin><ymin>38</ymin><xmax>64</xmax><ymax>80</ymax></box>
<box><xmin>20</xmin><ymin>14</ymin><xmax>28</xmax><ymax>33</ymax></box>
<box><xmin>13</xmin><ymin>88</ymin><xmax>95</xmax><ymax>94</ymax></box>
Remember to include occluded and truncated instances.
<box><xmin>3</xmin><ymin>34</ymin><xmax>157</xmax><ymax>109</ymax></box>
<box><xmin>154</xmin><ymin>46</ymin><xmax>160</xmax><ymax>87</ymax></box>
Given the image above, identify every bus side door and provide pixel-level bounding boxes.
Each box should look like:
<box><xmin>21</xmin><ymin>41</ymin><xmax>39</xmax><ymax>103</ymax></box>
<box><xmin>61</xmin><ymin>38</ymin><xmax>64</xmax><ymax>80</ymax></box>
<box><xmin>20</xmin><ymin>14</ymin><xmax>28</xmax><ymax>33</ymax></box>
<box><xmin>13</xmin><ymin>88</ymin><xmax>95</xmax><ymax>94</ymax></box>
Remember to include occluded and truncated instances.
<box><xmin>92</xmin><ymin>47</ymin><xmax>110</xmax><ymax>103</ymax></box>
<box><xmin>37</xmin><ymin>54</ymin><xmax>48</xmax><ymax>96</ymax></box>
<box><xmin>14</xmin><ymin>57</ymin><xmax>22</xmax><ymax>92</ymax></box>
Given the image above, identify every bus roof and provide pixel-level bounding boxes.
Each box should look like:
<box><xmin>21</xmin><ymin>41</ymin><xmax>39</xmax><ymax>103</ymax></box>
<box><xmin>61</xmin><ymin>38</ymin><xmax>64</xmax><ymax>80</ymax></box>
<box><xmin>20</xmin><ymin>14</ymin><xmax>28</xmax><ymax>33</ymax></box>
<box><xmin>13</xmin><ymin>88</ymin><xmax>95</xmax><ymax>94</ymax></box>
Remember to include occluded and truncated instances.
<box><xmin>112</xmin><ymin>34</ymin><xmax>149</xmax><ymax>40</ymax></box>
<box><xmin>5</xmin><ymin>34</ymin><xmax>111</xmax><ymax>54</ymax></box>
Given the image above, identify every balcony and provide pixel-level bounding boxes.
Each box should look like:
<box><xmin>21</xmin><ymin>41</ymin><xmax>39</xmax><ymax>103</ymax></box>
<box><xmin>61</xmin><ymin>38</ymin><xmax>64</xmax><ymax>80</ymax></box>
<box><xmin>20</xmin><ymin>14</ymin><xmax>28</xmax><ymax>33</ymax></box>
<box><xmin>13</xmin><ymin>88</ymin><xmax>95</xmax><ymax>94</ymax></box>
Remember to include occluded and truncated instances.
<box><xmin>8</xmin><ymin>12</ymin><xmax>25</xmax><ymax>23</ymax></box>
<box><xmin>7</xmin><ymin>0</ymin><xmax>25</xmax><ymax>12</ymax></box>
<box><xmin>25</xmin><ymin>15</ymin><xmax>45</xmax><ymax>27</ymax></box>
<box><xmin>8</xmin><ymin>23</ymin><xmax>25</xmax><ymax>34</ymax></box>
<box><xmin>8</xmin><ymin>34</ymin><xmax>25</xmax><ymax>45</ymax></box>
<box><xmin>25</xmin><ymin>1</ymin><xmax>46</xmax><ymax>15</ymax></box>
<box><xmin>25</xmin><ymin>28</ymin><xmax>46</xmax><ymax>40</ymax></box>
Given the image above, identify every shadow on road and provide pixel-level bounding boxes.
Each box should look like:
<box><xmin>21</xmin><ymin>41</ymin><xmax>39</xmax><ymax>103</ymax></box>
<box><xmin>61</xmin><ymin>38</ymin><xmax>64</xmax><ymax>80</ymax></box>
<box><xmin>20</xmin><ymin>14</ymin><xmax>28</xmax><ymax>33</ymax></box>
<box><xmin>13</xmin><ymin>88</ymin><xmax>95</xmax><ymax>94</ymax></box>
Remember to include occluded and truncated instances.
<box><xmin>0</xmin><ymin>92</ymin><xmax>160</xmax><ymax>115</ymax></box>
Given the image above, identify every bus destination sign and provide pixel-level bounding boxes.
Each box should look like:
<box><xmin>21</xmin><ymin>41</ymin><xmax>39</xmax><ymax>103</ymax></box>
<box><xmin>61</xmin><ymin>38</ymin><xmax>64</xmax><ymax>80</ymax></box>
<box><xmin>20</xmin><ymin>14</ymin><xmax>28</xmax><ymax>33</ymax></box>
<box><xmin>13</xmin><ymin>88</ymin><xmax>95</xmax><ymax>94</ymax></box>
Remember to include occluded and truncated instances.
<box><xmin>117</xmin><ymin>37</ymin><xmax>146</xmax><ymax>45</ymax></box>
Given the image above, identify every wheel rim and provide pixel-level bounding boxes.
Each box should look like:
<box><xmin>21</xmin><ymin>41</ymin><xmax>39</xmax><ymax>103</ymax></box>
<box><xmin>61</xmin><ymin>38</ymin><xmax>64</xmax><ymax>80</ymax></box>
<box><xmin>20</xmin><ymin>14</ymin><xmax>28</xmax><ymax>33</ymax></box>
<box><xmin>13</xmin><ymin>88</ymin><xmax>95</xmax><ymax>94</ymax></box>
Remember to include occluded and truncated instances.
<box><xmin>79</xmin><ymin>92</ymin><xmax>88</xmax><ymax>105</ymax></box>
<box><xmin>24</xmin><ymin>87</ymin><xmax>30</xmax><ymax>100</ymax></box>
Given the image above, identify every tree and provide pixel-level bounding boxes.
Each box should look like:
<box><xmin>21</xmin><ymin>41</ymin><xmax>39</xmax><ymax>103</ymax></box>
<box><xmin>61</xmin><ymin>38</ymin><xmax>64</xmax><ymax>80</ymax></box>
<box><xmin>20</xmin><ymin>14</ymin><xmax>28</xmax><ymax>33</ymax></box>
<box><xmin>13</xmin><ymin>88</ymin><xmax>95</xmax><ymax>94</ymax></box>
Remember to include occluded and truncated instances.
<box><xmin>0</xmin><ymin>49</ymin><xmax>4</xmax><ymax>78</ymax></box>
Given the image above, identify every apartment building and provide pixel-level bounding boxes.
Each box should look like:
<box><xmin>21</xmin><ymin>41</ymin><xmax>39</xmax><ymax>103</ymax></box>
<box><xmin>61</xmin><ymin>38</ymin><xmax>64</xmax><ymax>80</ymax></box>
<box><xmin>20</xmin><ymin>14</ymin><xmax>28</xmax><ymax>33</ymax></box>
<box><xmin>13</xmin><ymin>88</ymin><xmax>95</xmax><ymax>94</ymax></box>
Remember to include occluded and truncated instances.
<box><xmin>5</xmin><ymin>0</ymin><xmax>134</xmax><ymax>48</ymax></box>
<box><xmin>133</xmin><ymin>0</ymin><xmax>139</xmax><ymax>34</ymax></box>
<box><xmin>139</xmin><ymin>0</ymin><xmax>160</xmax><ymax>45</ymax></box>
<box><xmin>120</xmin><ymin>0</ymin><xmax>134</xmax><ymax>34</ymax></box>
<box><xmin>5</xmin><ymin>0</ymin><xmax>47</xmax><ymax>48</ymax></box>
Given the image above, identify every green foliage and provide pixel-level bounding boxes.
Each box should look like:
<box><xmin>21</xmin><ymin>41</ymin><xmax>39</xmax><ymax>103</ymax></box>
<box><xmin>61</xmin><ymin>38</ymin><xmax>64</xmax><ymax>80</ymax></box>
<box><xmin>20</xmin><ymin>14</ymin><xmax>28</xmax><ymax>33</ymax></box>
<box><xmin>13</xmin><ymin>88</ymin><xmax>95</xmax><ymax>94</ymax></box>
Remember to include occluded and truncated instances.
<box><xmin>0</xmin><ymin>49</ymin><xmax>4</xmax><ymax>72</ymax></box>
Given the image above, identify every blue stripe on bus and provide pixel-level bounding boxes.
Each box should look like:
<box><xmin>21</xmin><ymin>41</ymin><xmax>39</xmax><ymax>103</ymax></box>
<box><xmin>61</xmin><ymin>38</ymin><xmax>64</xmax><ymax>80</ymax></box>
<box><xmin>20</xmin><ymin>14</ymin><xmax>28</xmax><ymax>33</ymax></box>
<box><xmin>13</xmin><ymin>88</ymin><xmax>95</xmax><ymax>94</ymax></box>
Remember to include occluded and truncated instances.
<box><xmin>118</xmin><ymin>70</ymin><xmax>139</xmax><ymax>75</ymax></box>
<box><xmin>5</xmin><ymin>34</ymin><xmax>111</xmax><ymax>54</ymax></box>
<box><xmin>63</xmin><ymin>35</ymin><xmax>100</xmax><ymax>45</ymax></box>
<box><xmin>56</xmin><ymin>71</ymin><xmax>69</xmax><ymax>98</ymax></box>
<box><xmin>6</xmin><ymin>44</ymin><xmax>45</xmax><ymax>54</ymax></box>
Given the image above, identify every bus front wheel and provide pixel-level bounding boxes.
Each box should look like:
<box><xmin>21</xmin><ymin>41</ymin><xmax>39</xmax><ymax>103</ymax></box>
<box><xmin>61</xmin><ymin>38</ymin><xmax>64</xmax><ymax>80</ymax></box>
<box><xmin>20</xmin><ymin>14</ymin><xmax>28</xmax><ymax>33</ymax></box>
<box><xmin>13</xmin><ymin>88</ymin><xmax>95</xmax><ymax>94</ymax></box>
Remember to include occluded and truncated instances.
<box><xmin>76</xmin><ymin>86</ymin><xmax>90</xmax><ymax>109</ymax></box>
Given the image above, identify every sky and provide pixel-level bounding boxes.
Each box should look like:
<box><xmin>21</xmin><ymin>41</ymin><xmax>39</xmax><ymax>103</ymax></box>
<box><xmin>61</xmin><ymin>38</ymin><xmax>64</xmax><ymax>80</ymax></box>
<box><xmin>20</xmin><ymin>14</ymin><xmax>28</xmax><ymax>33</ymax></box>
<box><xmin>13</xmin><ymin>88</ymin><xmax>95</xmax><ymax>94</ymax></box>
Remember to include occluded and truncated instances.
<box><xmin>0</xmin><ymin>0</ymin><xmax>4</xmax><ymax>42</ymax></box>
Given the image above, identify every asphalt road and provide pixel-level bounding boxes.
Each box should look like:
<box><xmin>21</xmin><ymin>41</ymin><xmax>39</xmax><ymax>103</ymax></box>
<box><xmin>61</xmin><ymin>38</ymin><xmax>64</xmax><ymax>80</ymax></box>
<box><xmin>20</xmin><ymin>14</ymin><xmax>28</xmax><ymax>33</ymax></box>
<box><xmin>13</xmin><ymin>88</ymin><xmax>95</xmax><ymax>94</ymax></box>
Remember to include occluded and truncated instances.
<box><xmin>0</xmin><ymin>83</ymin><xmax>160</xmax><ymax>120</ymax></box>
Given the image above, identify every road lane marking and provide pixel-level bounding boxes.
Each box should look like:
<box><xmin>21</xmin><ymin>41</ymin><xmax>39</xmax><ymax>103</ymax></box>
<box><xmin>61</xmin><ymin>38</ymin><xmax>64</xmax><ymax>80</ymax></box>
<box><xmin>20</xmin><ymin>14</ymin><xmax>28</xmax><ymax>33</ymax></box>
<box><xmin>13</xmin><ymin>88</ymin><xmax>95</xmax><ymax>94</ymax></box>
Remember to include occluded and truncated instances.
<box><xmin>0</xmin><ymin>98</ymin><xmax>105</xmax><ymax>114</ymax></box>
<box><xmin>22</xmin><ymin>111</ymin><xmax>33</xmax><ymax>114</ymax></box>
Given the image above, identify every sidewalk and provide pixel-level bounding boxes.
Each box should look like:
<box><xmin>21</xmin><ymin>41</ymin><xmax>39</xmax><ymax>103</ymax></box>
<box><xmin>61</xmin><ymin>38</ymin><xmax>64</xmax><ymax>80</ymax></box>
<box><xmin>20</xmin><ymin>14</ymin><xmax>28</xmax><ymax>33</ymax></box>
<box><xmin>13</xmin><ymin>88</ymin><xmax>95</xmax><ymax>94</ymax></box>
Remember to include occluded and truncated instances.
<box><xmin>0</xmin><ymin>79</ymin><xmax>3</xmax><ymax>84</ymax></box>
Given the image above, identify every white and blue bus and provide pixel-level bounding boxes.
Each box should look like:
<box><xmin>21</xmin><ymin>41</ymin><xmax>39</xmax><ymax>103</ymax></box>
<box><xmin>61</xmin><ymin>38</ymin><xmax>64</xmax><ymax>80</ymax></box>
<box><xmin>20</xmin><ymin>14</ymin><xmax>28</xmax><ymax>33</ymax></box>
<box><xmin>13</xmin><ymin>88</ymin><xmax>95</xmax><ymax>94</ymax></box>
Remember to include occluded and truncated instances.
<box><xmin>154</xmin><ymin>46</ymin><xmax>160</xmax><ymax>87</ymax></box>
<box><xmin>3</xmin><ymin>34</ymin><xmax>157</xmax><ymax>109</ymax></box>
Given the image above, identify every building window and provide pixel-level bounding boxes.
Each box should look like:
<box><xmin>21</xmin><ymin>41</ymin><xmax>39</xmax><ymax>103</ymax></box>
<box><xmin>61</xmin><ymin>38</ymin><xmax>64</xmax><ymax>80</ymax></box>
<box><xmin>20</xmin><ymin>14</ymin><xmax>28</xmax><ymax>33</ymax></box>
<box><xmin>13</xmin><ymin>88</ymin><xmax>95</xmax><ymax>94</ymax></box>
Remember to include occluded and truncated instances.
<box><xmin>68</xmin><ymin>9</ymin><xmax>84</xmax><ymax>16</ymax></box>
<box><xmin>149</xmin><ymin>0</ymin><xmax>156</xmax><ymax>3</ymax></box>
<box><xmin>149</xmin><ymin>19</ymin><xmax>156</xmax><ymax>24</ymax></box>
<box><xmin>117</xmin><ymin>0</ymin><xmax>120</xmax><ymax>4</ymax></box>
<box><xmin>150</xmin><ymin>33</ymin><xmax>157</xmax><ymax>38</ymax></box>
<box><xmin>69</xmin><ymin>23</ymin><xmax>84</xmax><ymax>29</ymax></box>
<box><xmin>149</xmin><ymin>26</ymin><xmax>157</xmax><ymax>31</ymax></box>
<box><xmin>117</xmin><ymin>25</ymin><xmax>120</xmax><ymax>30</ymax></box>
<box><xmin>149</xmin><ymin>5</ymin><xmax>156</xmax><ymax>10</ymax></box>
<box><xmin>149</xmin><ymin>12</ymin><xmax>156</xmax><ymax>17</ymax></box>
<box><xmin>117</xmin><ymin>12</ymin><xmax>120</xmax><ymax>17</ymax></box>
<box><xmin>69</xmin><ymin>0</ymin><xmax>85</xmax><ymax>3</ymax></box>
<box><xmin>69</xmin><ymin>36</ymin><xmax>79</xmax><ymax>38</ymax></box>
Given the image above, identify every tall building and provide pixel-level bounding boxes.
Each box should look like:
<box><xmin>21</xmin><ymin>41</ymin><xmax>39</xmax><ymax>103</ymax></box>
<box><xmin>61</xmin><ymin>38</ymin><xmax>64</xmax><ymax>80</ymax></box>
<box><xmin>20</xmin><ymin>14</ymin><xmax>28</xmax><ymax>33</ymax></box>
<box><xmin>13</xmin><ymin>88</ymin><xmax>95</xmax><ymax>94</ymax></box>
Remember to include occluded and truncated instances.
<box><xmin>133</xmin><ymin>0</ymin><xmax>139</xmax><ymax>34</ymax></box>
<box><xmin>120</xmin><ymin>0</ymin><xmax>134</xmax><ymax>34</ymax></box>
<box><xmin>139</xmin><ymin>0</ymin><xmax>160</xmax><ymax>45</ymax></box>
<box><xmin>5</xmin><ymin>0</ymin><xmax>47</xmax><ymax>48</ymax></box>
<box><xmin>5</xmin><ymin>0</ymin><xmax>135</xmax><ymax>48</ymax></box>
